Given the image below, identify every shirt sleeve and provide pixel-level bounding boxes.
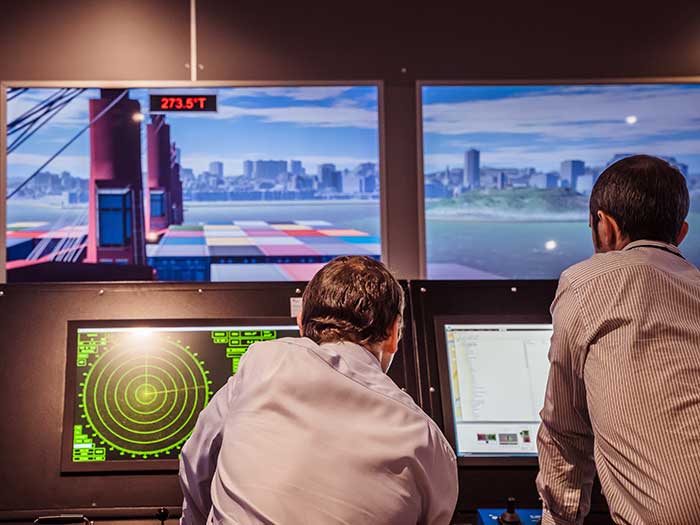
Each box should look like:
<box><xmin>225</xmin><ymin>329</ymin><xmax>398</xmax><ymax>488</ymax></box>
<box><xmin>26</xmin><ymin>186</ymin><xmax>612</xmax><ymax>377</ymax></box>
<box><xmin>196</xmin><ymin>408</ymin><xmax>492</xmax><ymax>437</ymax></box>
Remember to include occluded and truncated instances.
<box><xmin>179</xmin><ymin>374</ymin><xmax>238</xmax><ymax>525</ymax></box>
<box><xmin>536</xmin><ymin>274</ymin><xmax>596</xmax><ymax>525</ymax></box>
<box><xmin>421</xmin><ymin>428</ymin><xmax>459</xmax><ymax>525</ymax></box>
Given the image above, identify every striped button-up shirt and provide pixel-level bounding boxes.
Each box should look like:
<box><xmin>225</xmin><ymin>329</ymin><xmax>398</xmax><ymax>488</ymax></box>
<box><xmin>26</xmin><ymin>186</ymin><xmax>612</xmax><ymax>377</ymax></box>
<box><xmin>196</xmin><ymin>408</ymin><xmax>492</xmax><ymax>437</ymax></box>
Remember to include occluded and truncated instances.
<box><xmin>537</xmin><ymin>239</ymin><xmax>700</xmax><ymax>525</ymax></box>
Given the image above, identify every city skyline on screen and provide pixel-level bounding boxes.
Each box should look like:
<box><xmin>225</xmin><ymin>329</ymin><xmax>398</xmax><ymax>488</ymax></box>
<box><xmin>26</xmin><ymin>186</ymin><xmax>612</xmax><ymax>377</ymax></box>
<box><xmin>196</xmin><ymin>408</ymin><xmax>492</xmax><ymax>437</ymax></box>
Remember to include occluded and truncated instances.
<box><xmin>6</xmin><ymin>86</ymin><xmax>380</xmax><ymax>186</ymax></box>
<box><xmin>422</xmin><ymin>84</ymin><xmax>700</xmax><ymax>176</ymax></box>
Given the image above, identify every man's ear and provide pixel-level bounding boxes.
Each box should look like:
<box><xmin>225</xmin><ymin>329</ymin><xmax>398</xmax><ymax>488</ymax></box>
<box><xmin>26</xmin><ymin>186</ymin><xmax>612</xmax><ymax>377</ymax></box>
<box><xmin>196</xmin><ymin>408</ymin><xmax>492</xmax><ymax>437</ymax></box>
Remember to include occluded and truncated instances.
<box><xmin>597</xmin><ymin>211</ymin><xmax>626</xmax><ymax>252</ymax></box>
<box><xmin>296</xmin><ymin>311</ymin><xmax>304</xmax><ymax>336</ymax></box>
<box><xmin>384</xmin><ymin>317</ymin><xmax>401</xmax><ymax>355</ymax></box>
<box><xmin>677</xmin><ymin>221</ymin><xmax>689</xmax><ymax>246</ymax></box>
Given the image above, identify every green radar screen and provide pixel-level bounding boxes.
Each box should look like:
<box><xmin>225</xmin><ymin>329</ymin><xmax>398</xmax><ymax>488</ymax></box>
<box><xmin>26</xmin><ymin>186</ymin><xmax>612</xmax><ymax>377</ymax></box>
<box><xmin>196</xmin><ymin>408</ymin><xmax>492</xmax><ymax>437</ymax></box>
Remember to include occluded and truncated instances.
<box><xmin>64</xmin><ymin>321</ymin><xmax>299</xmax><ymax>470</ymax></box>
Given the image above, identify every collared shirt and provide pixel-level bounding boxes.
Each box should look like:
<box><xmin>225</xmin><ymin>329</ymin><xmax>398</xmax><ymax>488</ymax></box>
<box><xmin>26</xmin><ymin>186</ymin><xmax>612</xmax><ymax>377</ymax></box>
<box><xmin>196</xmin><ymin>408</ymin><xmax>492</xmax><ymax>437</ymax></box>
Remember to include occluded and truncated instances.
<box><xmin>537</xmin><ymin>240</ymin><xmax>700</xmax><ymax>525</ymax></box>
<box><xmin>179</xmin><ymin>337</ymin><xmax>458</xmax><ymax>525</ymax></box>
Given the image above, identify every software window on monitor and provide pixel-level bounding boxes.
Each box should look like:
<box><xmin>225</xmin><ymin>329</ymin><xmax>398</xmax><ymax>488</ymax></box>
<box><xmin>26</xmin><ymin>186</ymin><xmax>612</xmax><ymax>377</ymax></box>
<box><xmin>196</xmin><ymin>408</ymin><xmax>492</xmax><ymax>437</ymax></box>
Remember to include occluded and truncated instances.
<box><xmin>443</xmin><ymin>323</ymin><xmax>552</xmax><ymax>456</ymax></box>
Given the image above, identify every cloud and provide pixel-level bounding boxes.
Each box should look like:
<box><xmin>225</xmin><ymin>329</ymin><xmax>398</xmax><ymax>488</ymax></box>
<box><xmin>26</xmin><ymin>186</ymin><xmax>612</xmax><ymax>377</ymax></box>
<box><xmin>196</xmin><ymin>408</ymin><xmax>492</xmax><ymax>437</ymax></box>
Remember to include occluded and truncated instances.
<box><xmin>423</xmin><ymin>86</ymin><xmax>700</xmax><ymax>142</ymax></box>
<box><xmin>169</xmin><ymin>101</ymin><xmax>378</xmax><ymax>129</ymax></box>
<box><xmin>7</xmin><ymin>89</ymin><xmax>93</xmax><ymax>129</ymax></box>
<box><xmin>221</xmin><ymin>87</ymin><xmax>356</xmax><ymax>101</ymax></box>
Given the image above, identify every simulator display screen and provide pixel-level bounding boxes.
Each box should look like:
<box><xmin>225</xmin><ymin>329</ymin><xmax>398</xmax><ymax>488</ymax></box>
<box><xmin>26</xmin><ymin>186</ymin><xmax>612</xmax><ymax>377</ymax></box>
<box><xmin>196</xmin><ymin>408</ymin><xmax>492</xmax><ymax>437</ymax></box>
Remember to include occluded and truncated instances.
<box><xmin>422</xmin><ymin>84</ymin><xmax>700</xmax><ymax>279</ymax></box>
<box><xmin>6</xmin><ymin>86</ymin><xmax>380</xmax><ymax>282</ymax></box>
<box><xmin>443</xmin><ymin>323</ymin><xmax>552</xmax><ymax>457</ymax></box>
<box><xmin>63</xmin><ymin>321</ymin><xmax>299</xmax><ymax>470</ymax></box>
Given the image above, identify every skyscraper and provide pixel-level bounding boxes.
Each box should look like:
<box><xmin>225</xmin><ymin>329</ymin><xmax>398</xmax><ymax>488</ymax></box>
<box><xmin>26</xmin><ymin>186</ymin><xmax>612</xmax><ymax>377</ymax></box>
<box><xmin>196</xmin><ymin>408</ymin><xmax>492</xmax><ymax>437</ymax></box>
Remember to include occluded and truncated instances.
<box><xmin>465</xmin><ymin>149</ymin><xmax>480</xmax><ymax>189</ymax></box>
<box><xmin>243</xmin><ymin>160</ymin><xmax>254</xmax><ymax>178</ymax></box>
<box><xmin>560</xmin><ymin>160</ymin><xmax>585</xmax><ymax>190</ymax></box>
<box><xmin>341</xmin><ymin>170</ymin><xmax>361</xmax><ymax>194</ymax></box>
<box><xmin>319</xmin><ymin>164</ymin><xmax>342</xmax><ymax>192</ymax></box>
<box><xmin>209</xmin><ymin>161</ymin><xmax>224</xmax><ymax>178</ymax></box>
<box><xmin>254</xmin><ymin>160</ymin><xmax>288</xmax><ymax>181</ymax></box>
<box><xmin>290</xmin><ymin>160</ymin><xmax>303</xmax><ymax>176</ymax></box>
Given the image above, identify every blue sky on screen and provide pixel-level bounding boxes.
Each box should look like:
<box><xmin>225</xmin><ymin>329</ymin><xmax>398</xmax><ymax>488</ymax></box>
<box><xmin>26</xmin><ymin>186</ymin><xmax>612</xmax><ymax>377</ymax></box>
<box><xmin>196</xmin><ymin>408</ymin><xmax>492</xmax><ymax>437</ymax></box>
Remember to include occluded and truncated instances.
<box><xmin>6</xmin><ymin>86</ymin><xmax>379</xmax><ymax>185</ymax></box>
<box><xmin>422</xmin><ymin>84</ymin><xmax>700</xmax><ymax>174</ymax></box>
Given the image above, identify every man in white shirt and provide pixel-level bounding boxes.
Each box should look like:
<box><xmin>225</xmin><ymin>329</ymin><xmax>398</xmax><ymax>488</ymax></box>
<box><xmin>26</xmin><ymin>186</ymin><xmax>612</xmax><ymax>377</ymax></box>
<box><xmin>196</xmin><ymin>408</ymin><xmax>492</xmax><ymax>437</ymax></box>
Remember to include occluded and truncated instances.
<box><xmin>179</xmin><ymin>256</ymin><xmax>458</xmax><ymax>524</ymax></box>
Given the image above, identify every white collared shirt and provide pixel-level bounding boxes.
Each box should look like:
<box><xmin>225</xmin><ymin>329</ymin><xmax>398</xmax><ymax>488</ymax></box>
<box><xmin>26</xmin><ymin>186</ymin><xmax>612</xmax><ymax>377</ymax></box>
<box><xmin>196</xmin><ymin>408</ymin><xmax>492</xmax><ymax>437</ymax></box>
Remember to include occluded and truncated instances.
<box><xmin>179</xmin><ymin>337</ymin><xmax>458</xmax><ymax>525</ymax></box>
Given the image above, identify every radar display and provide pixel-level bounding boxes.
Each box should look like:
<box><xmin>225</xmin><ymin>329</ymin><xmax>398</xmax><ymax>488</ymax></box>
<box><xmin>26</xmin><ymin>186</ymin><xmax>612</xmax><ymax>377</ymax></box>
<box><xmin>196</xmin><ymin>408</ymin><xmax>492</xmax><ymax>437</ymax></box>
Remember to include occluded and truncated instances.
<box><xmin>64</xmin><ymin>321</ymin><xmax>298</xmax><ymax>471</ymax></box>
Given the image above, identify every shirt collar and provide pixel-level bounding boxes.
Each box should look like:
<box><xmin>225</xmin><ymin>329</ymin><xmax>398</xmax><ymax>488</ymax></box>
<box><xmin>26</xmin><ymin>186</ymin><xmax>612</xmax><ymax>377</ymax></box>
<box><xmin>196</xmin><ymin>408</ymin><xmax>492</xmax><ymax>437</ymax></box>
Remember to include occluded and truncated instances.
<box><xmin>623</xmin><ymin>239</ymin><xmax>683</xmax><ymax>256</ymax></box>
<box><xmin>318</xmin><ymin>340</ymin><xmax>383</xmax><ymax>371</ymax></box>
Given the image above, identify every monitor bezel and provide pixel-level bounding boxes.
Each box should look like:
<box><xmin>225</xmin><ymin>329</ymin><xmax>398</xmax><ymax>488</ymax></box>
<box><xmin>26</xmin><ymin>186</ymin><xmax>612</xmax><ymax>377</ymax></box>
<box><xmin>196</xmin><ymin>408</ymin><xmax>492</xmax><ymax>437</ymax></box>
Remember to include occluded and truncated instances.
<box><xmin>415</xmin><ymin>77</ymin><xmax>700</xmax><ymax>279</ymax></box>
<box><xmin>433</xmin><ymin>314</ymin><xmax>553</xmax><ymax>467</ymax></box>
<box><xmin>61</xmin><ymin>316</ymin><xmax>300</xmax><ymax>474</ymax></box>
<box><xmin>1</xmin><ymin>80</ymin><xmax>386</xmax><ymax>284</ymax></box>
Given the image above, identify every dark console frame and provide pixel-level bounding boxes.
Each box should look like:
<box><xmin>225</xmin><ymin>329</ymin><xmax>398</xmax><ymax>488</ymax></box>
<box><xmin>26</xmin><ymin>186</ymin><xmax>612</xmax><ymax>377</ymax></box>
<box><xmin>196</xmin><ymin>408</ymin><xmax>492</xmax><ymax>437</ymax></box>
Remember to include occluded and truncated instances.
<box><xmin>61</xmin><ymin>316</ymin><xmax>299</xmax><ymax>474</ymax></box>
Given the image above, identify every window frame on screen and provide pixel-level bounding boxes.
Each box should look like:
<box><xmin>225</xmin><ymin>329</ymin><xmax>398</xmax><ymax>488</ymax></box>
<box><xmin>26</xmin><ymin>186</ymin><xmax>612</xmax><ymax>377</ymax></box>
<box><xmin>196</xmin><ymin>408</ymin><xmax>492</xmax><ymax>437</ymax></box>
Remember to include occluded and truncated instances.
<box><xmin>0</xmin><ymin>80</ymin><xmax>386</xmax><ymax>284</ymax></box>
<box><xmin>61</xmin><ymin>316</ymin><xmax>300</xmax><ymax>473</ymax></box>
<box><xmin>415</xmin><ymin>77</ymin><xmax>700</xmax><ymax>279</ymax></box>
<box><xmin>433</xmin><ymin>313</ymin><xmax>553</xmax><ymax>467</ymax></box>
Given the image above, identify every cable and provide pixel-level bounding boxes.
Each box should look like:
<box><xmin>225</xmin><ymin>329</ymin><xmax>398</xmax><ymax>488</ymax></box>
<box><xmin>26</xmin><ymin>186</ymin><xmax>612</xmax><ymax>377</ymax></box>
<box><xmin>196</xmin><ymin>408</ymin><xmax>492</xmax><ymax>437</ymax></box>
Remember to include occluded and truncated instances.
<box><xmin>7</xmin><ymin>88</ymin><xmax>29</xmax><ymax>102</ymax></box>
<box><xmin>8</xmin><ymin>89</ymin><xmax>87</xmax><ymax>154</ymax></box>
<box><xmin>7</xmin><ymin>90</ymin><xmax>129</xmax><ymax>200</ymax></box>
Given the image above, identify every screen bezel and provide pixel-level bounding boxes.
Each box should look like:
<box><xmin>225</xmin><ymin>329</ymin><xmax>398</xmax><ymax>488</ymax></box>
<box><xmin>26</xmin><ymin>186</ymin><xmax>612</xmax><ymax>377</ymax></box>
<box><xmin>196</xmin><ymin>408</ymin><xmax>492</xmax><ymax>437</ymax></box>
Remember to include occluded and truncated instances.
<box><xmin>415</xmin><ymin>77</ymin><xmax>700</xmax><ymax>279</ymax></box>
<box><xmin>433</xmin><ymin>313</ymin><xmax>552</xmax><ymax>467</ymax></box>
<box><xmin>61</xmin><ymin>316</ymin><xmax>300</xmax><ymax>473</ymax></box>
<box><xmin>1</xmin><ymin>80</ymin><xmax>386</xmax><ymax>284</ymax></box>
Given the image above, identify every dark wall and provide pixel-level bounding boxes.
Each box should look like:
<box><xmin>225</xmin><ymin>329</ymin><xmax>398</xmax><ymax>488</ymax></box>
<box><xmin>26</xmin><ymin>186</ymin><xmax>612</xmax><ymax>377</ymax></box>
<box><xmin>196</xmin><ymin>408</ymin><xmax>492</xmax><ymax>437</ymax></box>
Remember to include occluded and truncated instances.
<box><xmin>195</xmin><ymin>2</ymin><xmax>700</xmax><ymax>81</ymax></box>
<box><xmin>3</xmin><ymin>1</ymin><xmax>700</xmax><ymax>82</ymax></box>
<box><xmin>2</xmin><ymin>1</ymin><xmax>699</xmax><ymax>278</ymax></box>
<box><xmin>0</xmin><ymin>0</ymin><xmax>191</xmax><ymax>81</ymax></box>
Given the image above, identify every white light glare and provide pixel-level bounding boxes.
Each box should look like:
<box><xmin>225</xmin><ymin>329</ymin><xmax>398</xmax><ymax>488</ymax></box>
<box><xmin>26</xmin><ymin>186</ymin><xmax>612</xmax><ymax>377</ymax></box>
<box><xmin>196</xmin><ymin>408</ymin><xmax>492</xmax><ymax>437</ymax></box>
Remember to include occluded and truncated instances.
<box><xmin>130</xmin><ymin>327</ymin><xmax>153</xmax><ymax>338</ymax></box>
<box><xmin>625</xmin><ymin>115</ymin><xmax>638</xmax><ymax>125</ymax></box>
<box><xmin>545</xmin><ymin>240</ymin><xmax>557</xmax><ymax>251</ymax></box>
<box><xmin>132</xmin><ymin>112</ymin><xmax>145</xmax><ymax>122</ymax></box>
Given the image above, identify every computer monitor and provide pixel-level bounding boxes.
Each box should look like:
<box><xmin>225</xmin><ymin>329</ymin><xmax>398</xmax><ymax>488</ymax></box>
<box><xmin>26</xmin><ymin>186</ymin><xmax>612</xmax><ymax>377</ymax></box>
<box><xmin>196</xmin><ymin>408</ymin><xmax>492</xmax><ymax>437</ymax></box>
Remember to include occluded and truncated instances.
<box><xmin>5</xmin><ymin>84</ymin><xmax>381</xmax><ymax>283</ymax></box>
<box><xmin>61</xmin><ymin>318</ymin><xmax>299</xmax><ymax>472</ymax></box>
<box><xmin>434</xmin><ymin>316</ymin><xmax>553</xmax><ymax>464</ymax></box>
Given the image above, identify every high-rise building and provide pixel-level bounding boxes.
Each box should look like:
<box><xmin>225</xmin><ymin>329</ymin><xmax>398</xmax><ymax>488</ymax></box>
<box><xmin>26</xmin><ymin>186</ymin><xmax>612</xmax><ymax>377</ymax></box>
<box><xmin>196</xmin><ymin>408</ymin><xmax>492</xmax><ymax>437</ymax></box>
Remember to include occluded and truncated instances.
<box><xmin>560</xmin><ymin>160</ymin><xmax>585</xmax><ymax>190</ymax></box>
<box><xmin>353</xmin><ymin>162</ymin><xmax>377</xmax><ymax>178</ymax></box>
<box><xmin>290</xmin><ymin>160</ymin><xmax>304</xmax><ymax>176</ymax></box>
<box><xmin>319</xmin><ymin>164</ymin><xmax>342</xmax><ymax>192</ymax></box>
<box><xmin>243</xmin><ymin>160</ymin><xmax>254</xmax><ymax>178</ymax></box>
<box><xmin>497</xmin><ymin>172</ymin><xmax>508</xmax><ymax>190</ymax></box>
<box><xmin>361</xmin><ymin>175</ymin><xmax>378</xmax><ymax>194</ymax></box>
<box><xmin>209</xmin><ymin>161</ymin><xmax>224</xmax><ymax>178</ymax></box>
<box><xmin>254</xmin><ymin>160</ymin><xmax>288</xmax><ymax>181</ymax></box>
<box><xmin>465</xmin><ymin>149</ymin><xmax>480</xmax><ymax>189</ymax></box>
<box><xmin>341</xmin><ymin>170</ymin><xmax>361</xmax><ymax>194</ymax></box>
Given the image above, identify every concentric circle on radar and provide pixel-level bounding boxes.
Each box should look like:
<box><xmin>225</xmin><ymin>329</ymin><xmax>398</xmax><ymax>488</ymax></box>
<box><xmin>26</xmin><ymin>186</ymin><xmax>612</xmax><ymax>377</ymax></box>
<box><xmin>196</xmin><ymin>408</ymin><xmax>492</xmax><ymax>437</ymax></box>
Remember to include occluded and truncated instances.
<box><xmin>80</xmin><ymin>337</ymin><xmax>211</xmax><ymax>458</ymax></box>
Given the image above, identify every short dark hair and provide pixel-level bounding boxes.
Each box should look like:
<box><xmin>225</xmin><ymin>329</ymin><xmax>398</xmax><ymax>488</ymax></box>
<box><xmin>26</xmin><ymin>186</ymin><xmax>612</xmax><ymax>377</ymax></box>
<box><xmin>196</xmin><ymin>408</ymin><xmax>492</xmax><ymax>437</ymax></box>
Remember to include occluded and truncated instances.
<box><xmin>301</xmin><ymin>256</ymin><xmax>405</xmax><ymax>347</ymax></box>
<box><xmin>590</xmin><ymin>155</ymin><xmax>690</xmax><ymax>245</ymax></box>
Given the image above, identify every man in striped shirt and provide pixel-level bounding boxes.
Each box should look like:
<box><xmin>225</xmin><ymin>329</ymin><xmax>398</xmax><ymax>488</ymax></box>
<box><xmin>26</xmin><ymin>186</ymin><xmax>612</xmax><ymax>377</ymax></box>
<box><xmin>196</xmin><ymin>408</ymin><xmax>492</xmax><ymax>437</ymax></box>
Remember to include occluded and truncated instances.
<box><xmin>537</xmin><ymin>155</ymin><xmax>700</xmax><ymax>524</ymax></box>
